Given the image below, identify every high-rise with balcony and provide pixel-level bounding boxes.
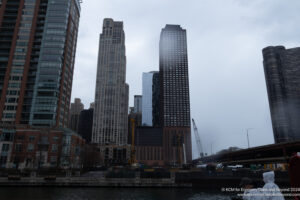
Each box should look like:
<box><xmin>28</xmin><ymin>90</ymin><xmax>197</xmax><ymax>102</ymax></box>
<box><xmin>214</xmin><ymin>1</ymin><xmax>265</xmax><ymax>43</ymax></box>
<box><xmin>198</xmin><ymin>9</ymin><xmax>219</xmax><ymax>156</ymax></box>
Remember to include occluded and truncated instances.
<box><xmin>92</xmin><ymin>18</ymin><xmax>129</xmax><ymax>145</ymax></box>
<box><xmin>0</xmin><ymin>0</ymin><xmax>81</xmax><ymax>128</ymax></box>
<box><xmin>159</xmin><ymin>25</ymin><xmax>192</xmax><ymax>164</ymax></box>
<box><xmin>263</xmin><ymin>46</ymin><xmax>300</xmax><ymax>143</ymax></box>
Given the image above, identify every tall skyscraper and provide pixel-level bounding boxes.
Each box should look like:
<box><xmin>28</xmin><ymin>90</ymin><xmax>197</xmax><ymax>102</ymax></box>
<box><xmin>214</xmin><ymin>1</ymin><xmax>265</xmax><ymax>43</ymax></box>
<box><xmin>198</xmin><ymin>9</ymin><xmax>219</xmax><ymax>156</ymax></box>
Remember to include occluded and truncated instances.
<box><xmin>133</xmin><ymin>95</ymin><xmax>142</xmax><ymax>114</ymax></box>
<box><xmin>142</xmin><ymin>71</ymin><xmax>160</xmax><ymax>126</ymax></box>
<box><xmin>78</xmin><ymin>107</ymin><xmax>93</xmax><ymax>144</ymax></box>
<box><xmin>142</xmin><ymin>72</ymin><xmax>154</xmax><ymax>126</ymax></box>
<box><xmin>69</xmin><ymin>98</ymin><xmax>84</xmax><ymax>132</ymax></box>
<box><xmin>159</xmin><ymin>25</ymin><xmax>192</xmax><ymax>164</ymax></box>
<box><xmin>152</xmin><ymin>72</ymin><xmax>160</xmax><ymax>127</ymax></box>
<box><xmin>0</xmin><ymin>0</ymin><xmax>81</xmax><ymax>128</ymax></box>
<box><xmin>263</xmin><ymin>46</ymin><xmax>300</xmax><ymax>143</ymax></box>
<box><xmin>92</xmin><ymin>18</ymin><xmax>129</xmax><ymax>145</ymax></box>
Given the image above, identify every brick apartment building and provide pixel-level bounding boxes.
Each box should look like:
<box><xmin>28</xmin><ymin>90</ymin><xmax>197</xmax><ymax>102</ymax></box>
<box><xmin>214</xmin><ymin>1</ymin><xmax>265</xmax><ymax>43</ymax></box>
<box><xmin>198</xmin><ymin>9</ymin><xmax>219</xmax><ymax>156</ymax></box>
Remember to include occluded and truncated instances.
<box><xmin>0</xmin><ymin>126</ymin><xmax>85</xmax><ymax>169</ymax></box>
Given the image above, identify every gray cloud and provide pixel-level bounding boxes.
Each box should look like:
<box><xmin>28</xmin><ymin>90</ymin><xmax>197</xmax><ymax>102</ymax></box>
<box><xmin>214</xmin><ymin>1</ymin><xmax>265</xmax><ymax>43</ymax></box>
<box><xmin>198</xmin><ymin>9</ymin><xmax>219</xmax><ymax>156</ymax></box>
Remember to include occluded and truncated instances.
<box><xmin>71</xmin><ymin>0</ymin><xmax>300</xmax><ymax>158</ymax></box>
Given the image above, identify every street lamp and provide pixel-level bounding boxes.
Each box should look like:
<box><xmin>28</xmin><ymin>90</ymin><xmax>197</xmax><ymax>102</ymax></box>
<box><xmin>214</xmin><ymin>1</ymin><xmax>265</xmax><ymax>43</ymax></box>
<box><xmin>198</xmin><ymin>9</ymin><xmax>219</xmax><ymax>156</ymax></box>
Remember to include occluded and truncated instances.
<box><xmin>246</xmin><ymin>128</ymin><xmax>253</xmax><ymax>148</ymax></box>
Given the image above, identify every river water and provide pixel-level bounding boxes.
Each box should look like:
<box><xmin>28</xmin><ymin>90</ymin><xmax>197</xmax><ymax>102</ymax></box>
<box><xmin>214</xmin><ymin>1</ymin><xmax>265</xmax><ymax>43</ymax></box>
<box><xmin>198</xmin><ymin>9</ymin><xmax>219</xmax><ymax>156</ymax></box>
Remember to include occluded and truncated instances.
<box><xmin>0</xmin><ymin>188</ymin><xmax>231</xmax><ymax>200</ymax></box>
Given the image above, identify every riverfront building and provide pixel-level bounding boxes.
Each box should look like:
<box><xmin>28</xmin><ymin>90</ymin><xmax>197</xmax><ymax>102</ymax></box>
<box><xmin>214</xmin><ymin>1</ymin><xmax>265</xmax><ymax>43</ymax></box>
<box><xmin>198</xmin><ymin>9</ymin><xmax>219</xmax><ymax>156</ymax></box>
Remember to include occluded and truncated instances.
<box><xmin>135</xmin><ymin>127</ymin><xmax>164</xmax><ymax>166</ymax></box>
<box><xmin>263</xmin><ymin>46</ymin><xmax>300</xmax><ymax>143</ymax></box>
<box><xmin>0</xmin><ymin>126</ymin><xmax>85</xmax><ymax>169</ymax></box>
<box><xmin>0</xmin><ymin>0</ymin><xmax>82</xmax><ymax>169</ymax></box>
<box><xmin>0</xmin><ymin>0</ymin><xmax>81</xmax><ymax>128</ymax></box>
<box><xmin>159</xmin><ymin>25</ymin><xmax>192</xmax><ymax>164</ymax></box>
<box><xmin>92</xmin><ymin>18</ymin><xmax>129</xmax><ymax>146</ymax></box>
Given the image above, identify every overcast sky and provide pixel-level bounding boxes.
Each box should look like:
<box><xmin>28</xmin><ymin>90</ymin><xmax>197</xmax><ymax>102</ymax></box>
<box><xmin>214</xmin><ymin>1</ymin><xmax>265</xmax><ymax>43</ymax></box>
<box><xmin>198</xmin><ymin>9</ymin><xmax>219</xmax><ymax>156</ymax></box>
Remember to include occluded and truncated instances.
<box><xmin>71</xmin><ymin>0</ymin><xmax>300</xmax><ymax>158</ymax></box>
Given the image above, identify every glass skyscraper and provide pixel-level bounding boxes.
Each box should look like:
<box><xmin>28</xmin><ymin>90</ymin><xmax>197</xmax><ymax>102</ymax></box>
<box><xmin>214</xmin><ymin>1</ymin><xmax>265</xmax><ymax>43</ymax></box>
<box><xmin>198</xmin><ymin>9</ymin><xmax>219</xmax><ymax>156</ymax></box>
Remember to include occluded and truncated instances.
<box><xmin>142</xmin><ymin>72</ymin><xmax>154</xmax><ymax>126</ymax></box>
<box><xmin>0</xmin><ymin>0</ymin><xmax>81</xmax><ymax>128</ymax></box>
<box><xmin>142</xmin><ymin>71</ymin><xmax>160</xmax><ymax>127</ymax></box>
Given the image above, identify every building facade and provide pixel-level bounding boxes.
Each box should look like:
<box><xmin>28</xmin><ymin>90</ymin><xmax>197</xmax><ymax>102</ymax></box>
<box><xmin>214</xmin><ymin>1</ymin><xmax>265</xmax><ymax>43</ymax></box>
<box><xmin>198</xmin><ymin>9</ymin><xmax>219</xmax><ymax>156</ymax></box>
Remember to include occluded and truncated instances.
<box><xmin>0</xmin><ymin>0</ymin><xmax>81</xmax><ymax>128</ymax></box>
<box><xmin>263</xmin><ymin>46</ymin><xmax>300</xmax><ymax>143</ymax></box>
<box><xmin>92</xmin><ymin>18</ymin><xmax>129</xmax><ymax>145</ymax></box>
<box><xmin>159</xmin><ymin>25</ymin><xmax>192</xmax><ymax>164</ymax></box>
<box><xmin>135</xmin><ymin>127</ymin><xmax>163</xmax><ymax>166</ymax></box>
<box><xmin>152</xmin><ymin>72</ymin><xmax>160</xmax><ymax>127</ymax></box>
<box><xmin>127</xmin><ymin>108</ymin><xmax>142</xmax><ymax>145</ymax></box>
<box><xmin>78</xmin><ymin>107</ymin><xmax>93</xmax><ymax>143</ymax></box>
<box><xmin>69</xmin><ymin>98</ymin><xmax>84</xmax><ymax>133</ymax></box>
<box><xmin>133</xmin><ymin>95</ymin><xmax>142</xmax><ymax>114</ymax></box>
<box><xmin>0</xmin><ymin>126</ymin><xmax>85</xmax><ymax>169</ymax></box>
<box><xmin>142</xmin><ymin>72</ymin><xmax>154</xmax><ymax>126</ymax></box>
<box><xmin>0</xmin><ymin>0</ymin><xmax>82</xmax><ymax>169</ymax></box>
<box><xmin>142</xmin><ymin>71</ymin><xmax>160</xmax><ymax>127</ymax></box>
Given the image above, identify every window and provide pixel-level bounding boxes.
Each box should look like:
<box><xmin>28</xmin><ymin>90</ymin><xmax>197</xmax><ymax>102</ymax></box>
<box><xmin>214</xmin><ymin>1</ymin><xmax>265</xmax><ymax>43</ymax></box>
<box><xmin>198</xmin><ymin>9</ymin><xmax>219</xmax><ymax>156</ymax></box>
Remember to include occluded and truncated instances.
<box><xmin>50</xmin><ymin>156</ymin><xmax>57</xmax><ymax>164</ymax></box>
<box><xmin>15</xmin><ymin>144</ymin><xmax>22</xmax><ymax>152</ymax></box>
<box><xmin>1</xmin><ymin>144</ymin><xmax>9</xmax><ymax>152</ymax></box>
<box><xmin>51</xmin><ymin>144</ymin><xmax>58</xmax><ymax>153</ymax></box>
<box><xmin>0</xmin><ymin>156</ymin><xmax>7</xmax><ymax>165</ymax></box>
<box><xmin>17</xmin><ymin>135</ymin><xmax>25</xmax><ymax>140</ymax></box>
<box><xmin>27</xmin><ymin>144</ymin><xmax>34</xmax><ymax>152</ymax></box>
<box><xmin>29</xmin><ymin>136</ymin><xmax>35</xmax><ymax>142</ymax></box>
<box><xmin>53</xmin><ymin>136</ymin><xmax>59</xmax><ymax>142</ymax></box>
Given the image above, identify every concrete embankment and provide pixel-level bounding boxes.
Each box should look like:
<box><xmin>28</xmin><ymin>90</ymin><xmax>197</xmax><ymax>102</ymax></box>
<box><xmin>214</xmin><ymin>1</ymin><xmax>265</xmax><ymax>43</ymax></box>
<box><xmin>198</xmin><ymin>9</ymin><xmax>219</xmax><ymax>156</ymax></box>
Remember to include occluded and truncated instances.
<box><xmin>0</xmin><ymin>177</ymin><xmax>191</xmax><ymax>188</ymax></box>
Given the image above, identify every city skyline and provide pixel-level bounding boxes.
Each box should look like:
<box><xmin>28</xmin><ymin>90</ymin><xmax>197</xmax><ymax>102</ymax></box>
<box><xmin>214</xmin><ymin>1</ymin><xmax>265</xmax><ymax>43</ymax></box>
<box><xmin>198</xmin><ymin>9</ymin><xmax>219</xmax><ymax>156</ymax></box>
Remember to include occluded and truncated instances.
<box><xmin>72</xmin><ymin>0</ymin><xmax>300</xmax><ymax>156</ymax></box>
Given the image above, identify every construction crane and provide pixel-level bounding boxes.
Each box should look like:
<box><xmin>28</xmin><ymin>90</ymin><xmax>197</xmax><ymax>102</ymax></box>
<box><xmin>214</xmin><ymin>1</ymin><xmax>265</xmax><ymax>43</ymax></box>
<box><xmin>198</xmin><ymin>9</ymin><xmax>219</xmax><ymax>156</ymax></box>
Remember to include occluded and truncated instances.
<box><xmin>192</xmin><ymin>118</ymin><xmax>204</xmax><ymax>158</ymax></box>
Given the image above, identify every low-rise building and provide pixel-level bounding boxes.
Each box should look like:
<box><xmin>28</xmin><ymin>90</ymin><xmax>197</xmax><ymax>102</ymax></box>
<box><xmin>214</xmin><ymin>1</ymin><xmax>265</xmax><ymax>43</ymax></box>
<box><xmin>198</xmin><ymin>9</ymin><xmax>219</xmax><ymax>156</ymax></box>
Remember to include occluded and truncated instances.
<box><xmin>0</xmin><ymin>126</ymin><xmax>85</xmax><ymax>169</ymax></box>
<box><xmin>98</xmin><ymin>144</ymin><xmax>131</xmax><ymax>166</ymax></box>
<box><xmin>135</xmin><ymin>127</ymin><xmax>164</xmax><ymax>166</ymax></box>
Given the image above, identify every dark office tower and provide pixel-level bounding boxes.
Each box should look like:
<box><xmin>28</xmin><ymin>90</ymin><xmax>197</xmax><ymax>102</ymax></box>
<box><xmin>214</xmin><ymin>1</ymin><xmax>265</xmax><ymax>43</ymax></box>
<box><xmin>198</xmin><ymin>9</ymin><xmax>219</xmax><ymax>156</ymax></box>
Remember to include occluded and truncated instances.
<box><xmin>159</xmin><ymin>25</ymin><xmax>192</xmax><ymax>164</ymax></box>
<box><xmin>263</xmin><ymin>46</ymin><xmax>300</xmax><ymax>143</ymax></box>
<box><xmin>92</xmin><ymin>18</ymin><xmax>129</xmax><ymax>145</ymax></box>
<box><xmin>78</xmin><ymin>107</ymin><xmax>93</xmax><ymax>143</ymax></box>
<box><xmin>0</xmin><ymin>0</ymin><xmax>81</xmax><ymax>127</ymax></box>
<box><xmin>152</xmin><ymin>72</ymin><xmax>160</xmax><ymax>127</ymax></box>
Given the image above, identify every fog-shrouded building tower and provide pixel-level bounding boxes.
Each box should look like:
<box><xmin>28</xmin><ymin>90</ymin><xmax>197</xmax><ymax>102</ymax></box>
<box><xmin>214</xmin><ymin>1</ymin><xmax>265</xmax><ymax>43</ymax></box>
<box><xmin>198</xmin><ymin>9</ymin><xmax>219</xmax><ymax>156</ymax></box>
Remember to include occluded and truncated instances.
<box><xmin>0</xmin><ymin>0</ymin><xmax>81</xmax><ymax>127</ymax></box>
<box><xmin>263</xmin><ymin>46</ymin><xmax>300</xmax><ymax>143</ymax></box>
<box><xmin>160</xmin><ymin>25</ymin><xmax>192</xmax><ymax>164</ymax></box>
<box><xmin>92</xmin><ymin>18</ymin><xmax>129</xmax><ymax>145</ymax></box>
